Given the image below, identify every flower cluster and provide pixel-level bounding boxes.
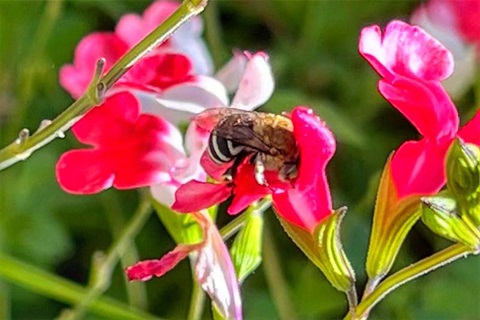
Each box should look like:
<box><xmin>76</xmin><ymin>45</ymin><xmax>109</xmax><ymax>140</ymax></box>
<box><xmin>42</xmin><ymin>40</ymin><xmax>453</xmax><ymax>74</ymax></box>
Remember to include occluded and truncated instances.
<box><xmin>56</xmin><ymin>1</ymin><xmax>275</xmax><ymax>208</ymax></box>
<box><xmin>54</xmin><ymin>0</ymin><xmax>480</xmax><ymax>318</ymax></box>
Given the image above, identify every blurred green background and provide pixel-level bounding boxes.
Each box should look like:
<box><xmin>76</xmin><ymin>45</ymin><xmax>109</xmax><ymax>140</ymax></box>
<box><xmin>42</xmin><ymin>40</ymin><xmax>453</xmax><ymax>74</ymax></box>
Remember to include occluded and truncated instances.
<box><xmin>0</xmin><ymin>0</ymin><xmax>479</xmax><ymax>319</ymax></box>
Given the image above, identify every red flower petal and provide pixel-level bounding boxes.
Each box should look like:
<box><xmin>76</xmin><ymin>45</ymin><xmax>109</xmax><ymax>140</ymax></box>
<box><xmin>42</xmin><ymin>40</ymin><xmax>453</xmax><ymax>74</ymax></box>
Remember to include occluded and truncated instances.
<box><xmin>57</xmin><ymin>92</ymin><xmax>185</xmax><ymax>193</ymax></box>
<box><xmin>391</xmin><ymin>139</ymin><xmax>450</xmax><ymax>199</ymax></box>
<box><xmin>227</xmin><ymin>163</ymin><xmax>270</xmax><ymax>215</ymax></box>
<box><xmin>272</xmin><ymin>107</ymin><xmax>335</xmax><ymax>231</ymax></box>
<box><xmin>378</xmin><ymin>77</ymin><xmax>458</xmax><ymax>140</ymax></box>
<box><xmin>359</xmin><ymin>20</ymin><xmax>453</xmax><ymax>82</ymax></box>
<box><xmin>60</xmin><ymin>33</ymin><xmax>128</xmax><ymax>98</ymax></box>
<box><xmin>56</xmin><ymin>149</ymin><xmax>115</xmax><ymax>194</ymax></box>
<box><xmin>123</xmin><ymin>54</ymin><xmax>195</xmax><ymax>91</ymax></box>
<box><xmin>126</xmin><ymin>244</ymin><xmax>199</xmax><ymax>281</ymax></box>
<box><xmin>172</xmin><ymin>180</ymin><xmax>232</xmax><ymax>213</ymax></box>
<box><xmin>458</xmin><ymin>110</ymin><xmax>480</xmax><ymax>146</ymax></box>
<box><xmin>72</xmin><ymin>92</ymin><xmax>141</xmax><ymax>146</ymax></box>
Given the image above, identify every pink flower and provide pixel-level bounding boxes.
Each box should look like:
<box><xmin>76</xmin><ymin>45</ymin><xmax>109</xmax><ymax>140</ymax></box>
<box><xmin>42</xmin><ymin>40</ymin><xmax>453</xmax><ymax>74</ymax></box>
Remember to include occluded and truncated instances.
<box><xmin>173</xmin><ymin>107</ymin><xmax>336</xmax><ymax>232</ymax></box>
<box><xmin>411</xmin><ymin>0</ymin><xmax>480</xmax><ymax>97</ymax></box>
<box><xmin>60</xmin><ymin>0</ymin><xmax>213</xmax><ymax>99</ymax></box>
<box><xmin>126</xmin><ymin>211</ymin><xmax>242</xmax><ymax>320</ymax></box>
<box><xmin>359</xmin><ymin>20</ymin><xmax>480</xmax><ymax>200</ymax></box>
<box><xmin>56</xmin><ymin>92</ymin><xmax>184</xmax><ymax>193</ymax></box>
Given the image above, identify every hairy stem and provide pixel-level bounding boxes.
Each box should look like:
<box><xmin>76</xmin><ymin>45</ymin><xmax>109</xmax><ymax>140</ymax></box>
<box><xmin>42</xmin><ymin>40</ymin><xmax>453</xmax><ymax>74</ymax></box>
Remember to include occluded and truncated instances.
<box><xmin>0</xmin><ymin>0</ymin><xmax>208</xmax><ymax>171</ymax></box>
<box><xmin>345</xmin><ymin>243</ymin><xmax>476</xmax><ymax>319</ymax></box>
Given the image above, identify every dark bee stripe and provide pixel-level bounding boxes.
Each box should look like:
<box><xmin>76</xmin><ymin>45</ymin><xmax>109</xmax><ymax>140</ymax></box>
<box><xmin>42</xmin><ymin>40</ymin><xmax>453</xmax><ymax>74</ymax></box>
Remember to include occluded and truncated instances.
<box><xmin>208</xmin><ymin>132</ymin><xmax>245</xmax><ymax>164</ymax></box>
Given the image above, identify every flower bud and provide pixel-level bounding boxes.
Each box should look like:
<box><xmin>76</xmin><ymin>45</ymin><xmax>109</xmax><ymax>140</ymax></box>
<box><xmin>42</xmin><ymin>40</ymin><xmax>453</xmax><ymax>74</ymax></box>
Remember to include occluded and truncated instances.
<box><xmin>230</xmin><ymin>208</ymin><xmax>263</xmax><ymax>283</ymax></box>
<box><xmin>446</xmin><ymin>139</ymin><xmax>480</xmax><ymax>225</ymax></box>
<box><xmin>421</xmin><ymin>193</ymin><xmax>480</xmax><ymax>250</ymax></box>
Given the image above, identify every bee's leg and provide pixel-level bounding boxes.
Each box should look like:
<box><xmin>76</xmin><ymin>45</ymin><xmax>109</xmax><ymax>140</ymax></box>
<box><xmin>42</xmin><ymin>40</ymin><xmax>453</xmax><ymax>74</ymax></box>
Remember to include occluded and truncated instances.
<box><xmin>253</xmin><ymin>154</ymin><xmax>268</xmax><ymax>186</ymax></box>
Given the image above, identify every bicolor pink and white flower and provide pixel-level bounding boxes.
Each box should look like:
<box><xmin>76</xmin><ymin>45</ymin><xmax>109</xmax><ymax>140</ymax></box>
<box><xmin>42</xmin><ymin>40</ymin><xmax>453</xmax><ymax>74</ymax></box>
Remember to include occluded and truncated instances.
<box><xmin>126</xmin><ymin>211</ymin><xmax>242</xmax><ymax>320</ymax></box>
<box><xmin>173</xmin><ymin>107</ymin><xmax>336</xmax><ymax>232</ymax></box>
<box><xmin>411</xmin><ymin>0</ymin><xmax>480</xmax><ymax>97</ymax></box>
<box><xmin>359</xmin><ymin>20</ymin><xmax>480</xmax><ymax>200</ymax></box>
<box><xmin>56</xmin><ymin>0</ymin><xmax>276</xmax><ymax>206</ymax></box>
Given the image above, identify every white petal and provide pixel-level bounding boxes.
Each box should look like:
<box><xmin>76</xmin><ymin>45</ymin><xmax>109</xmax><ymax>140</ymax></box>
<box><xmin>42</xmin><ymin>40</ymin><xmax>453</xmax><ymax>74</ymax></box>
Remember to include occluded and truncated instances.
<box><xmin>194</xmin><ymin>214</ymin><xmax>243</xmax><ymax>320</ymax></box>
<box><xmin>231</xmin><ymin>52</ymin><xmax>275</xmax><ymax>110</ymax></box>
<box><xmin>215</xmin><ymin>51</ymin><xmax>248</xmax><ymax>93</ymax></box>
<box><xmin>150</xmin><ymin>181</ymin><xmax>179</xmax><ymax>208</ymax></box>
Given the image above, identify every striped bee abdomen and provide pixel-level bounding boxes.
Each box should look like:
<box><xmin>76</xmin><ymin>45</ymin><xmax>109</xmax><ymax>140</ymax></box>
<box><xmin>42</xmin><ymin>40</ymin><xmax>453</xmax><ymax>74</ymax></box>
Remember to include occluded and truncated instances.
<box><xmin>207</xmin><ymin>132</ymin><xmax>245</xmax><ymax>164</ymax></box>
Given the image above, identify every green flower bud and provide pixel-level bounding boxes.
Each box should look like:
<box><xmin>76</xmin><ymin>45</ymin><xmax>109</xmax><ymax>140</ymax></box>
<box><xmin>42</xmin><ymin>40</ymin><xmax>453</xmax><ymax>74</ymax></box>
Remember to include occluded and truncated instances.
<box><xmin>230</xmin><ymin>207</ymin><xmax>263</xmax><ymax>283</ymax></box>
<box><xmin>446</xmin><ymin>139</ymin><xmax>480</xmax><ymax>225</ymax></box>
<box><xmin>421</xmin><ymin>193</ymin><xmax>480</xmax><ymax>250</ymax></box>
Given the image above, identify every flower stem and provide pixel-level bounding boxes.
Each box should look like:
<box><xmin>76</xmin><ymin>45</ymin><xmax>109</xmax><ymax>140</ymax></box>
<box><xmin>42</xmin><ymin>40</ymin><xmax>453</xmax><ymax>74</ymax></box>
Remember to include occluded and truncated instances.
<box><xmin>0</xmin><ymin>0</ymin><xmax>208</xmax><ymax>171</ymax></box>
<box><xmin>344</xmin><ymin>243</ymin><xmax>476</xmax><ymax>320</ymax></box>
<box><xmin>59</xmin><ymin>196</ymin><xmax>153</xmax><ymax>320</ymax></box>
<box><xmin>187</xmin><ymin>275</ymin><xmax>206</xmax><ymax>320</ymax></box>
<box><xmin>263</xmin><ymin>223</ymin><xmax>299</xmax><ymax>320</ymax></box>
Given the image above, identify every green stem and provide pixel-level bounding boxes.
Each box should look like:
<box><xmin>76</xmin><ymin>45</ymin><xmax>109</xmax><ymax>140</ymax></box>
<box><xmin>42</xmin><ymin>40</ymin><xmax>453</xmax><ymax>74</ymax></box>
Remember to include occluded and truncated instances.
<box><xmin>102</xmin><ymin>191</ymin><xmax>148</xmax><ymax>310</ymax></box>
<box><xmin>0</xmin><ymin>0</ymin><xmax>208</xmax><ymax>171</ymax></box>
<box><xmin>60</xmin><ymin>197</ymin><xmax>153</xmax><ymax>320</ymax></box>
<box><xmin>0</xmin><ymin>253</ymin><xmax>159</xmax><ymax>320</ymax></box>
<box><xmin>345</xmin><ymin>243</ymin><xmax>475</xmax><ymax>320</ymax></box>
<box><xmin>219</xmin><ymin>198</ymin><xmax>272</xmax><ymax>240</ymax></box>
<box><xmin>187</xmin><ymin>275</ymin><xmax>206</xmax><ymax>320</ymax></box>
<box><xmin>263</xmin><ymin>223</ymin><xmax>298</xmax><ymax>320</ymax></box>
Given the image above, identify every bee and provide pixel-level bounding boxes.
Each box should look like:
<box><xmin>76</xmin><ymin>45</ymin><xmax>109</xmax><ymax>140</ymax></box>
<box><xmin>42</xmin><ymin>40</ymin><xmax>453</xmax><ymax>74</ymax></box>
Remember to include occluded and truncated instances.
<box><xmin>195</xmin><ymin>108</ymin><xmax>299</xmax><ymax>185</ymax></box>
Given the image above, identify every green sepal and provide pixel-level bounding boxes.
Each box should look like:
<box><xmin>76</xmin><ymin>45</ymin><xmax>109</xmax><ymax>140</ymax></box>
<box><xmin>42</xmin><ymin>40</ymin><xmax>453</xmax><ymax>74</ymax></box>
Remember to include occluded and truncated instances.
<box><xmin>277</xmin><ymin>208</ymin><xmax>355</xmax><ymax>293</ymax></box>
<box><xmin>365</xmin><ymin>154</ymin><xmax>422</xmax><ymax>281</ymax></box>
<box><xmin>313</xmin><ymin>207</ymin><xmax>356</xmax><ymax>293</ymax></box>
<box><xmin>421</xmin><ymin>192</ymin><xmax>480</xmax><ymax>250</ymax></box>
<box><xmin>446</xmin><ymin>139</ymin><xmax>480</xmax><ymax>226</ymax></box>
<box><xmin>230</xmin><ymin>207</ymin><xmax>264</xmax><ymax>283</ymax></box>
<box><xmin>150</xmin><ymin>194</ymin><xmax>217</xmax><ymax>244</ymax></box>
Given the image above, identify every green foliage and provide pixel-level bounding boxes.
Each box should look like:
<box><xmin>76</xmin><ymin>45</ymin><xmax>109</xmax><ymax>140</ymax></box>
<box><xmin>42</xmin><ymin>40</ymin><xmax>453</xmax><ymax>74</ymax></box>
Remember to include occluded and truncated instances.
<box><xmin>0</xmin><ymin>0</ymin><xmax>478</xmax><ymax>319</ymax></box>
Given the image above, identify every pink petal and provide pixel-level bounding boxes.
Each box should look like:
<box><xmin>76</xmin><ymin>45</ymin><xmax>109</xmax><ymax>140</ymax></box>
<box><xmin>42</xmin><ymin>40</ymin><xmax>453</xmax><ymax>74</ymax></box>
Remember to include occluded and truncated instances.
<box><xmin>194</xmin><ymin>214</ymin><xmax>243</xmax><ymax>319</ymax></box>
<box><xmin>215</xmin><ymin>51</ymin><xmax>248</xmax><ymax>92</ymax></box>
<box><xmin>391</xmin><ymin>139</ymin><xmax>451</xmax><ymax>199</ymax></box>
<box><xmin>378</xmin><ymin>77</ymin><xmax>459</xmax><ymax>140</ymax></box>
<box><xmin>126</xmin><ymin>244</ymin><xmax>200</xmax><ymax>281</ymax></box>
<box><xmin>60</xmin><ymin>33</ymin><xmax>128</xmax><ymax>98</ymax></box>
<box><xmin>56</xmin><ymin>149</ymin><xmax>115</xmax><ymax>194</ymax></box>
<box><xmin>359</xmin><ymin>20</ymin><xmax>454</xmax><ymax>82</ymax></box>
<box><xmin>172</xmin><ymin>180</ymin><xmax>231</xmax><ymax>213</ymax></box>
<box><xmin>458</xmin><ymin>110</ymin><xmax>480</xmax><ymax>146</ymax></box>
<box><xmin>272</xmin><ymin>107</ymin><xmax>335</xmax><ymax>230</ymax></box>
<box><xmin>115</xmin><ymin>1</ymin><xmax>177</xmax><ymax>47</ymax></box>
<box><xmin>230</xmin><ymin>52</ymin><xmax>274</xmax><ymax>110</ymax></box>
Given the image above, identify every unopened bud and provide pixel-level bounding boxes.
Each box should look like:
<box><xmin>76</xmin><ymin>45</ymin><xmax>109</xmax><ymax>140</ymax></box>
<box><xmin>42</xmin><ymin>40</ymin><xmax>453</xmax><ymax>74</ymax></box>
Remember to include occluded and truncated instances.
<box><xmin>421</xmin><ymin>193</ymin><xmax>480</xmax><ymax>250</ymax></box>
<box><xmin>446</xmin><ymin>139</ymin><xmax>480</xmax><ymax>225</ymax></box>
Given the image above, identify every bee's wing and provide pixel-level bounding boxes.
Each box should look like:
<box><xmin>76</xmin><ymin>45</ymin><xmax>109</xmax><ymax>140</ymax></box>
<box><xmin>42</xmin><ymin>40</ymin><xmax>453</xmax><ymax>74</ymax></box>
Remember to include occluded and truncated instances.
<box><xmin>195</xmin><ymin>108</ymin><xmax>249</xmax><ymax>131</ymax></box>
<box><xmin>214</xmin><ymin>125</ymin><xmax>273</xmax><ymax>155</ymax></box>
